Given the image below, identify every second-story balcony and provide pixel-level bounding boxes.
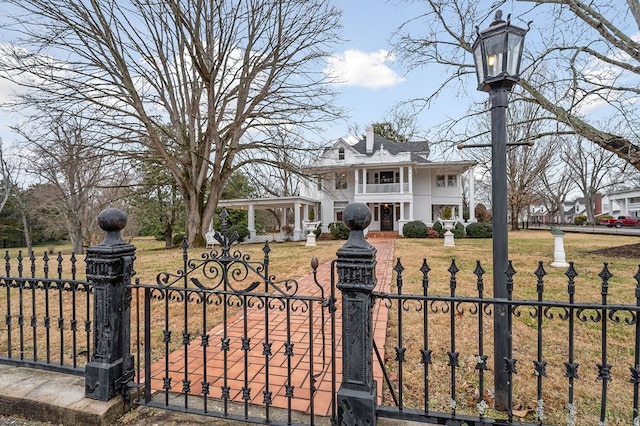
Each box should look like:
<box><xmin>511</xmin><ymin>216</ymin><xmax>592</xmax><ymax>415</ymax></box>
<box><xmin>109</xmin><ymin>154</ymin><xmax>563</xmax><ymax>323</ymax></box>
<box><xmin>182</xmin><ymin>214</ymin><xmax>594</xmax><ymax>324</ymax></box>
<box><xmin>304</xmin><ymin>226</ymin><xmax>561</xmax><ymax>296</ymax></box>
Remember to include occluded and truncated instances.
<box><xmin>357</xmin><ymin>183</ymin><xmax>410</xmax><ymax>194</ymax></box>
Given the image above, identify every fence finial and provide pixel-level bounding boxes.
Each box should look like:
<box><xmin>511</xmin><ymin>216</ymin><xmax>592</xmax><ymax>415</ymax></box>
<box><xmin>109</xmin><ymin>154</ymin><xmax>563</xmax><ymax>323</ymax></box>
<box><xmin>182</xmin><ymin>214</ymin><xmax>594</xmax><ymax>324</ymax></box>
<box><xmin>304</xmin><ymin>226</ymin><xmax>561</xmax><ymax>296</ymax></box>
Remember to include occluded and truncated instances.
<box><xmin>97</xmin><ymin>208</ymin><xmax>128</xmax><ymax>246</ymax></box>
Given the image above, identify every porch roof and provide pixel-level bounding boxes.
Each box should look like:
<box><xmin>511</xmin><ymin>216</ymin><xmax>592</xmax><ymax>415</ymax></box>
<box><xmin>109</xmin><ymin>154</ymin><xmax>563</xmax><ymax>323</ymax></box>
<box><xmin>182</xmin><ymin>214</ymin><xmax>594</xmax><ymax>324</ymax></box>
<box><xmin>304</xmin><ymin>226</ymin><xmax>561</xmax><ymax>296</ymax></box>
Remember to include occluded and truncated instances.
<box><xmin>217</xmin><ymin>195</ymin><xmax>319</xmax><ymax>210</ymax></box>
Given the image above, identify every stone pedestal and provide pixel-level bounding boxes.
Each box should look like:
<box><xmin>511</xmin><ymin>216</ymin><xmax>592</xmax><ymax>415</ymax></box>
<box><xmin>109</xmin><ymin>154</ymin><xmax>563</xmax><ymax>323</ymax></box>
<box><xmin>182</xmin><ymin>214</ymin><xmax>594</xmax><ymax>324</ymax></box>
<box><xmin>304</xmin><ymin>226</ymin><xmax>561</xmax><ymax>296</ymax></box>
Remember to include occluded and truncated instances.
<box><xmin>550</xmin><ymin>228</ymin><xmax>569</xmax><ymax>268</ymax></box>
<box><xmin>443</xmin><ymin>219</ymin><xmax>456</xmax><ymax>247</ymax></box>
<box><xmin>303</xmin><ymin>221</ymin><xmax>320</xmax><ymax>247</ymax></box>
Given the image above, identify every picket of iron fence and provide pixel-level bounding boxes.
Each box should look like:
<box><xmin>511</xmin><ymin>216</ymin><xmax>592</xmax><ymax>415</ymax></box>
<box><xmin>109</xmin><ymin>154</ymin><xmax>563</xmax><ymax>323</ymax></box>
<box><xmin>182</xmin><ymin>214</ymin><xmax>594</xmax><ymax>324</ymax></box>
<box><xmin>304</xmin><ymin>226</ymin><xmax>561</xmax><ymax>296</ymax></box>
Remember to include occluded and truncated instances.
<box><xmin>373</xmin><ymin>258</ymin><xmax>640</xmax><ymax>426</ymax></box>
<box><xmin>0</xmin><ymin>250</ymin><xmax>92</xmax><ymax>375</ymax></box>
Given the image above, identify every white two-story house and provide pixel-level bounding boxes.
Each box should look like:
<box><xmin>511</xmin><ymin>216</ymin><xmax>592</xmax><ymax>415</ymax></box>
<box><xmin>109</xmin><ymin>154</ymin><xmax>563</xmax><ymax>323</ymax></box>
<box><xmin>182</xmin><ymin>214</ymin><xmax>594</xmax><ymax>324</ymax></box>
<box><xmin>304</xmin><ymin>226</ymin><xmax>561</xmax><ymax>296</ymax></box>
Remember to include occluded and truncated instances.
<box><xmin>215</xmin><ymin>129</ymin><xmax>477</xmax><ymax>241</ymax></box>
<box><xmin>303</xmin><ymin>128</ymin><xmax>477</xmax><ymax>235</ymax></box>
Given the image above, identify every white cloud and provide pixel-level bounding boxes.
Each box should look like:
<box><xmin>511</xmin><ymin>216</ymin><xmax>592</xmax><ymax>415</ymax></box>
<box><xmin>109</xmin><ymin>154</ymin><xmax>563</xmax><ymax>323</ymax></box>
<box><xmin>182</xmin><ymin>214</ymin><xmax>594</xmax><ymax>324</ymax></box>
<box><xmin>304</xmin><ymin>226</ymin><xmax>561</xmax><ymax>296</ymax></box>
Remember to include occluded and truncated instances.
<box><xmin>324</xmin><ymin>49</ymin><xmax>405</xmax><ymax>89</ymax></box>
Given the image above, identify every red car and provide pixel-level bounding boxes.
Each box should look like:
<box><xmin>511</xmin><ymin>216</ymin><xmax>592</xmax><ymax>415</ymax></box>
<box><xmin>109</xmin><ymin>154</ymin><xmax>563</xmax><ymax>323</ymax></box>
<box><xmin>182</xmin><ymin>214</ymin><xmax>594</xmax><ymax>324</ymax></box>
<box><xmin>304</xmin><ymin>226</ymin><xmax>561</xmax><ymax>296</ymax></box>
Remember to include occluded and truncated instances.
<box><xmin>599</xmin><ymin>215</ymin><xmax>640</xmax><ymax>228</ymax></box>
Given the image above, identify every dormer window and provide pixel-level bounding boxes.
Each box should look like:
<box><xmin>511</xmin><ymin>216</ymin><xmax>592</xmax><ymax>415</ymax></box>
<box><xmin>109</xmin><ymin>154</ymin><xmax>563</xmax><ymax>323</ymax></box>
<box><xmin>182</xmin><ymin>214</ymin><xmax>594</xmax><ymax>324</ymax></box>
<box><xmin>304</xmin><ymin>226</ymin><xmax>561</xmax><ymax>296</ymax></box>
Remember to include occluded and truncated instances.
<box><xmin>338</xmin><ymin>147</ymin><xmax>345</xmax><ymax>160</ymax></box>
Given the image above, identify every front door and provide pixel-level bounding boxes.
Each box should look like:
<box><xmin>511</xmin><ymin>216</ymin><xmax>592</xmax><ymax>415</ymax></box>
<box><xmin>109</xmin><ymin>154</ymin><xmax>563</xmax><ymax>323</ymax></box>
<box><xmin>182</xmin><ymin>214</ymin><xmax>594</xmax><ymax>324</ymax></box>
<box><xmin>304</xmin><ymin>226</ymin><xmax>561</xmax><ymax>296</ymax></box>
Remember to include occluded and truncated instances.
<box><xmin>381</xmin><ymin>204</ymin><xmax>394</xmax><ymax>231</ymax></box>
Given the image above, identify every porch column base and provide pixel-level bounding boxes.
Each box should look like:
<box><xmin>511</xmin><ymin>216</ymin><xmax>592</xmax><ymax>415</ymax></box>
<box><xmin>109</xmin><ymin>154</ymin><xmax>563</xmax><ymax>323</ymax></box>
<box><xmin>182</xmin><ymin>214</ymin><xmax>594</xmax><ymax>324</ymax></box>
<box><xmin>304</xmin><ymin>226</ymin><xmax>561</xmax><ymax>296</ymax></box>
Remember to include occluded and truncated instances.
<box><xmin>337</xmin><ymin>386</ymin><xmax>377</xmax><ymax>426</ymax></box>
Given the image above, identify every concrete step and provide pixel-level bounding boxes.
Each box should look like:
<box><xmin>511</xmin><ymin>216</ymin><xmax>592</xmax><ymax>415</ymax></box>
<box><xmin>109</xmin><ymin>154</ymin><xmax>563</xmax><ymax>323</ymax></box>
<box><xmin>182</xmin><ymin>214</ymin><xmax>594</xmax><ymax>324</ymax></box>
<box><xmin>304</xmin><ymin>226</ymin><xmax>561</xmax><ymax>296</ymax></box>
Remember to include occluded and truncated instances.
<box><xmin>0</xmin><ymin>364</ymin><xmax>122</xmax><ymax>425</ymax></box>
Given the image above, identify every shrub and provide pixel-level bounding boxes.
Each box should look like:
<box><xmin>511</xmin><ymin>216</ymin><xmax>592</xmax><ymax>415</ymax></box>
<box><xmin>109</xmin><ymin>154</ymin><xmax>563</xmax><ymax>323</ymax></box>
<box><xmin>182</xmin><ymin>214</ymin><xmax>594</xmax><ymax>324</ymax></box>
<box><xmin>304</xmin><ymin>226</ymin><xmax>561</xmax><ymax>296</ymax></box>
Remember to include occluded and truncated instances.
<box><xmin>328</xmin><ymin>222</ymin><xmax>350</xmax><ymax>239</ymax></box>
<box><xmin>574</xmin><ymin>215</ymin><xmax>587</xmax><ymax>225</ymax></box>
<box><xmin>172</xmin><ymin>233</ymin><xmax>185</xmax><ymax>246</ymax></box>
<box><xmin>313</xmin><ymin>223</ymin><xmax>322</xmax><ymax>238</ymax></box>
<box><xmin>228</xmin><ymin>225</ymin><xmax>250</xmax><ymax>242</ymax></box>
<box><xmin>433</xmin><ymin>221</ymin><xmax>465</xmax><ymax>238</ymax></box>
<box><xmin>432</xmin><ymin>221</ymin><xmax>444</xmax><ymax>237</ymax></box>
<box><xmin>427</xmin><ymin>228</ymin><xmax>440</xmax><ymax>238</ymax></box>
<box><xmin>466</xmin><ymin>222</ymin><xmax>492</xmax><ymax>238</ymax></box>
<box><xmin>402</xmin><ymin>221</ymin><xmax>428</xmax><ymax>238</ymax></box>
<box><xmin>453</xmin><ymin>222</ymin><xmax>465</xmax><ymax>238</ymax></box>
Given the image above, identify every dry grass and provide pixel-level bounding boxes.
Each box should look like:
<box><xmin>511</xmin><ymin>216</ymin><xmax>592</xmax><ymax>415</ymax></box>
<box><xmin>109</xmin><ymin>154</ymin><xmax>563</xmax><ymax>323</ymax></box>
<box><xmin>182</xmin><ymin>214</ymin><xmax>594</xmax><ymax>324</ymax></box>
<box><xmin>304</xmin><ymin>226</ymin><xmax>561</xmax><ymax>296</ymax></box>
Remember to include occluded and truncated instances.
<box><xmin>3</xmin><ymin>231</ymin><xmax>640</xmax><ymax>425</ymax></box>
<box><xmin>386</xmin><ymin>231</ymin><xmax>640</xmax><ymax>425</ymax></box>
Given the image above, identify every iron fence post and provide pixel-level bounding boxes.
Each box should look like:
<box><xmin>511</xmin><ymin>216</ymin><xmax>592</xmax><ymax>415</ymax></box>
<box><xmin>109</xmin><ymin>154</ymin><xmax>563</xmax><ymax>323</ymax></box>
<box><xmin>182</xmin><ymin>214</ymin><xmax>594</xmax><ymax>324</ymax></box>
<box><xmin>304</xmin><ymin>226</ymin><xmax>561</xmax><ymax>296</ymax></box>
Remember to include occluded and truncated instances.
<box><xmin>336</xmin><ymin>203</ymin><xmax>378</xmax><ymax>425</ymax></box>
<box><xmin>84</xmin><ymin>208</ymin><xmax>136</xmax><ymax>401</ymax></box>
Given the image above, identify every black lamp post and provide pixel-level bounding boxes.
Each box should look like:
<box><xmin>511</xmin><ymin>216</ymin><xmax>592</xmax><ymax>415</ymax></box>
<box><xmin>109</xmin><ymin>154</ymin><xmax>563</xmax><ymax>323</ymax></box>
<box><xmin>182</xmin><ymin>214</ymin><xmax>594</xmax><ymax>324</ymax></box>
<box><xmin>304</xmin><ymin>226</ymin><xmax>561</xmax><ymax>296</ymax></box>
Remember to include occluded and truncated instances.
<box><xmin>472</xmin><ymin>10</ymin><xmax>528</xmax><ymax>411</ymax></box>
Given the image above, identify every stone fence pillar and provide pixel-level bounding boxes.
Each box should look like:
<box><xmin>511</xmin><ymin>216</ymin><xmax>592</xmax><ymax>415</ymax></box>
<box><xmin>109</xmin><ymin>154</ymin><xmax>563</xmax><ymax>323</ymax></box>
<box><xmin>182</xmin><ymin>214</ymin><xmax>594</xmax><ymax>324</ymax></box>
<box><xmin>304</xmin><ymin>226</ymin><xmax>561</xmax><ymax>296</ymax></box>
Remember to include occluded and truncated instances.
<box><xmin>84</xmin><ymin>208</ymin><xmax>136</xmax><ymax>401</ymax></box>
<box><xmin>336</xmin><ymin>203</ymin><xmax>377</xmax><ymax>425</ymax></box>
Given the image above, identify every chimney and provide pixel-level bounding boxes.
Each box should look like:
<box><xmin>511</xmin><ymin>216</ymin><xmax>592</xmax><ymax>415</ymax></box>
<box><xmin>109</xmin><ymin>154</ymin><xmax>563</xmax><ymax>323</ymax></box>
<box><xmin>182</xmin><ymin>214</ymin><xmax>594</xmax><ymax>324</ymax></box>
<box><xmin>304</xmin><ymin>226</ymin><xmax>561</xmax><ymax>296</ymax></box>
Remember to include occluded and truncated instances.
<box><xmin>366</xmin><ymin>127</ymin><xmax>374</xmax><ymax>154</ymax></box>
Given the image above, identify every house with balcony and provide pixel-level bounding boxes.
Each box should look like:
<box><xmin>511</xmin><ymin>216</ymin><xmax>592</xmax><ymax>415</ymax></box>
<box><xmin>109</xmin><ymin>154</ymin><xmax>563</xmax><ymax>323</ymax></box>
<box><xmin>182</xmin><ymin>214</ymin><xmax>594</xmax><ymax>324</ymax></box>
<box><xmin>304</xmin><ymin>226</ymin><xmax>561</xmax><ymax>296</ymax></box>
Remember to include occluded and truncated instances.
<box><xmin>213</xmin><ymin>129</ymin><xmax>477</xmax><ymax>241</ymax></box>
<box><xmin>602</xmin><ymin>188</ymin><xmax>640</xmax><ymax>218</ymax></box>
<box><xmin>303</xmin><ymin>128</ymin><xmax>477</xmax><ymax>235</ymax></box>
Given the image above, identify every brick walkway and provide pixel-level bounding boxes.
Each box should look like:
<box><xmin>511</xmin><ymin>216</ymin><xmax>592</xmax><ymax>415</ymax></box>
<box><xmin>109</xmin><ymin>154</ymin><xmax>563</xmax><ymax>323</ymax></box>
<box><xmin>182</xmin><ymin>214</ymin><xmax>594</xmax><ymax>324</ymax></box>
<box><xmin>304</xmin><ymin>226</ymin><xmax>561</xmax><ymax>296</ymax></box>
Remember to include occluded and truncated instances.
<box><xmin>149</xmin><ymin>238</ymin><xmax>395</xmax><ymax>418</ymax></box>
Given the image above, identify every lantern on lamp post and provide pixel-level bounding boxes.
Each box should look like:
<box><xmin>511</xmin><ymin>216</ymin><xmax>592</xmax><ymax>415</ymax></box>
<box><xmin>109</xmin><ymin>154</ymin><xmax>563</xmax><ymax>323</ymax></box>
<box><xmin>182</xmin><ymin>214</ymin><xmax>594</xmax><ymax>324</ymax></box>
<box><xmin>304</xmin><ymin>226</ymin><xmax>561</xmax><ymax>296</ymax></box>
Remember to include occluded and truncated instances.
<box><xmin>472</xmin><ymin>10</ymin><xmax>528</xmax><ymax>412</ymax></box>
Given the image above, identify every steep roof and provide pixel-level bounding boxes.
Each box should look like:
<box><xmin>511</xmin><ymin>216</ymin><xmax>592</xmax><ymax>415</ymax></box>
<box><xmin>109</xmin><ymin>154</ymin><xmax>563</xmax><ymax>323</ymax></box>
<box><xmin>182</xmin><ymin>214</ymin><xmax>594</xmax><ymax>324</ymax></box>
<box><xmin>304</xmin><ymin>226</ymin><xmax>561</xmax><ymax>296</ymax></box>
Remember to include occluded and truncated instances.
<box><xmin>351</xmin><ymin>133</ymin><xmax>430</xmax><ymax>158</ymax></box>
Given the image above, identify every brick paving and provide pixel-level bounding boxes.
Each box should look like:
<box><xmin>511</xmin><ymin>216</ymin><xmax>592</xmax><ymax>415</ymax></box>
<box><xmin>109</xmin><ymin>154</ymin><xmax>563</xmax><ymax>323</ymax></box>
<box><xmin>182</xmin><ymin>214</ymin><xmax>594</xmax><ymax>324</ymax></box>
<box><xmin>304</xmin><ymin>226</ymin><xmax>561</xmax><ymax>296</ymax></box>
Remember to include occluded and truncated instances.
<box><xmin>149</xmin><ymin>238</ymin><xmax>395</xmax><ymax>418</ymax></box>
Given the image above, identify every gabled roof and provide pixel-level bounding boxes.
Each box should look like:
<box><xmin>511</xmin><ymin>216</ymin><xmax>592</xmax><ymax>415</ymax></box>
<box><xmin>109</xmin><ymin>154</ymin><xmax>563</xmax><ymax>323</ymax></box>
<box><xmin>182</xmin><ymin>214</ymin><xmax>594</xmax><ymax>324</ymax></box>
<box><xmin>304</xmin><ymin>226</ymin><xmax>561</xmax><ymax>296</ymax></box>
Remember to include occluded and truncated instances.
<box><xmin>350</xmin><ymin>133</ymin><xmax>430</xmax><ymax>157</ymax></box>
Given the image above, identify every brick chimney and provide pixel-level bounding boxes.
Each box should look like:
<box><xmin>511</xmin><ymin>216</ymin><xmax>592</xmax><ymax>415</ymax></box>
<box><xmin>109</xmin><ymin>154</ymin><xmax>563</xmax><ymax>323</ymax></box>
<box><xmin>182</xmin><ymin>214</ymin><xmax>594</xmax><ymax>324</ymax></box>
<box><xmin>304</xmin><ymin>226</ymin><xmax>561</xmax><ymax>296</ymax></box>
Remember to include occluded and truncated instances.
<box><xmin>366</xmin><ymin>127</ymin><xmax>374</xmax><ymax>154</ymax></box>
<box><xmin>594</xmin><ymin>192</ymin><xmax>603</xmax><ymax>216</ymax></box>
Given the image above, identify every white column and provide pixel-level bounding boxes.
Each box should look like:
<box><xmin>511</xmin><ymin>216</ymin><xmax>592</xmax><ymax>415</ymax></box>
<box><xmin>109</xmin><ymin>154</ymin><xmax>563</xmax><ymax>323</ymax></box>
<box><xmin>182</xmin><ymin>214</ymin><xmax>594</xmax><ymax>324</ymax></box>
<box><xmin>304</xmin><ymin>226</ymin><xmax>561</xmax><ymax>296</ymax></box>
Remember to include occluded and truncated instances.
<box><xmin>409</xmin><ymin>201</ymin><xmax>414</xmax><ymax>220</ymax></box>
<box><xmin>468</xmin><ymin>166</ymin><xmax>477</xmax><ymax>222</ymax></box>
<box><xmin>408</xmin><ymin>167</ymin><xmax>413</xmax><ymax>193</ymax></box>
<box><xmin>355</xmin><ymin>169</ymin><xmax>359</xmax><ymax>194</ymax></box>
<box><xmin>293</xmin><ymin>202</ymin><xmax>302</xmax><ymax>241</ymax></box>
<box><xmin>399</xmin><ymin>166</ymin><xmax>404</xmax><ymax>194</ymax></box>
<box><xmin>303</xmin><ymin>204</ymin><xmax>309</xmax><ymax>221</ymax></box>
<box><xmin>363</xmin><ymin>168</ymin><xmax>367</xmax><ymax>194</ymax></box>
<box><xmin>248</xmin><ymin>204</ymin><xmax>256</xmax><ymax>239</ymax></box>
<box><xmin>281</xmin><ymin>208</ymin><xmax>287</xmax><ymax>238</ymax></box>
<box><xmin>623</xmin><ymin>198</ymin><xmax>630</xmax><ymax>216</ymax></box>
<box><xmin>399</xmin><ymin>202</ymin><xmax>404</xmax><ymax>220</ymax></box>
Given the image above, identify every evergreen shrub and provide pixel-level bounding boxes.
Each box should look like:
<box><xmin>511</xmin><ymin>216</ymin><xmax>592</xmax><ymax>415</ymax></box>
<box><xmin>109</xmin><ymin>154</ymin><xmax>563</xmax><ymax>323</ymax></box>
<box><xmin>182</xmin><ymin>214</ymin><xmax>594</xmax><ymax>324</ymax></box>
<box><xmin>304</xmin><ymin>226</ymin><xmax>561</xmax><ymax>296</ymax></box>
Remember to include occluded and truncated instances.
<box><xmin>328</xmin><ymin>222</ymin><xmax>350</xmax><ymax>239</ymax></box>
<box><xmin>402</xmin><ymin>221</ymin><xmax>428</xmax><ymax>238</ymax></box>
<box><xmin>466</xmin><ymin>222</ymin><xmax>492</xmax><ymax>238</ymax></box>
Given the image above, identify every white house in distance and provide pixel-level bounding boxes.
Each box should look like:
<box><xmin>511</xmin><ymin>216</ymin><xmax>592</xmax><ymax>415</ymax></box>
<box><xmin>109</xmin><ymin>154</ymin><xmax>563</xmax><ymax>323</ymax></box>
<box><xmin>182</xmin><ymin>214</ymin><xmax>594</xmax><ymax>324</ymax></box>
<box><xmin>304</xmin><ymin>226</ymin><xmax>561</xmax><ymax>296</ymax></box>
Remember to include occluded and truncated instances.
<box><xmin>216</xmin><ymin>128</ymin><xmax>477</xmax><ymax>241</ymax></box>
<box><xmin>302</xmin><ymin>128</ymin><xmax>477</xmax><ymax>235</ymax></box>
<box><xmin>602</xmin><ymin>188</ymin><xmax>640</xmax><ymax>217</ymax></box>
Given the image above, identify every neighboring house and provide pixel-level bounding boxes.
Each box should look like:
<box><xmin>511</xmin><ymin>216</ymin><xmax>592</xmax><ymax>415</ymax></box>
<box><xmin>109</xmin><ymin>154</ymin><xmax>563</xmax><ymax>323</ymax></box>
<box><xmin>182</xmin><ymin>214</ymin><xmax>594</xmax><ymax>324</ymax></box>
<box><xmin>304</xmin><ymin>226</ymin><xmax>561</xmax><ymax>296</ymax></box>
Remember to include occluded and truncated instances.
<box><xmin>302</xmin><ymin>128</ymin><xmax>477</xmax><ymax>235</ymax></box>
<box><xmin>528</xmin><ymin>194</ymin><xmax>604</xmax><ymax>224</ymax></box>
<box><xmin>602</xmin><ymin>188</ymin><xmax>640</xmax><ymax>218</ymax></box>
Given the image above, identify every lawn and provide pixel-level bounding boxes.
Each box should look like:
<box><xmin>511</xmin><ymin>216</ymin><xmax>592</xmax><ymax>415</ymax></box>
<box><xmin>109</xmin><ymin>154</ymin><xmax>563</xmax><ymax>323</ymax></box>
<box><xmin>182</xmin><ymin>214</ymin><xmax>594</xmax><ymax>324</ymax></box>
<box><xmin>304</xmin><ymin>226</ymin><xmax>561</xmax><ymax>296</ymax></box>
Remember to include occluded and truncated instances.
<box><xmin>388</xmin><ymin>230</ymin><xmax>640</xmax><ymax>425</ymax></box>
<box><xmin>2</xmin><ymin>230</ymin><xmax>640</xmax><ymax>425</ymax></box>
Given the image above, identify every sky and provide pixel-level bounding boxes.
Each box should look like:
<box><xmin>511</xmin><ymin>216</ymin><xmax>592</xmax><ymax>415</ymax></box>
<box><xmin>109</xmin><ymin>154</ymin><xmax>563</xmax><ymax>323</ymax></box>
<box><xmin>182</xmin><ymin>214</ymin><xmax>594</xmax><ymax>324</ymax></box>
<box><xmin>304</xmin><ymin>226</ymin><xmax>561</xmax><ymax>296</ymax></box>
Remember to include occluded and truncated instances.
<box><xmin>0</xmin><ymin>0</ymin><xmax>454</xmax><ymax>150</ymax></box>
<box><xmin>325</xmin><ymin>0</ymin><xmax>447</xmax><ymax>142</ymax></box>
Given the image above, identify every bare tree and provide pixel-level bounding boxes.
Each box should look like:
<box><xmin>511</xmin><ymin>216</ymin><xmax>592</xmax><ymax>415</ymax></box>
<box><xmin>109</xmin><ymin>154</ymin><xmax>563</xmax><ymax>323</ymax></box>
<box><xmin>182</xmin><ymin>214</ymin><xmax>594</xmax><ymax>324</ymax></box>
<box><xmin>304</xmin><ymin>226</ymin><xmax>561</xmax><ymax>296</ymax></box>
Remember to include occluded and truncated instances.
<box><xmin>0</xmin><ymin>142</ymin><xmax>10</xmax><ymax>214</ymax></box>
<box><xmin>392</xmin><ymin>1</ymin><xmax>640</xmax><ymax>169</ymax></box>
<box><xmin>14</xmin><ymin>112</ymin><xmax>130</xmax><ymax>254</ymax></box>
<box><xmin>461</xmin><ymin>102</ymin><xmax>558</xmax><ymax>230</ymax></box>
<box><xmin>0</xmin><ymin>0</ymin><xmax>341</xmax><ymax>246</ymax></box>
<box><xmin>563</xmin><ymin>137</ymin><xmax>626</xmax><ymax>224</ymax></box>
<box><xmin>538</xmin><ymin>161</ymin><xmax>573</xmax><ymax>224</ymax></box>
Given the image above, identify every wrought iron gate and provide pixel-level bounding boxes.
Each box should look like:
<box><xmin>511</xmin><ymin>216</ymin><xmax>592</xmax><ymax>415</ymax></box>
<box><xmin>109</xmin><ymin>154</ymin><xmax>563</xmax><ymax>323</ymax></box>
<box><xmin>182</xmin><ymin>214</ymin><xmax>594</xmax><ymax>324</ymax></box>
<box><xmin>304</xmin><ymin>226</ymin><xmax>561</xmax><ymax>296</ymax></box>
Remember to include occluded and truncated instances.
<box><xmin>130</xmin><ymin>210</ymin><xmax>337</xmax><ymax>425</ymax></box>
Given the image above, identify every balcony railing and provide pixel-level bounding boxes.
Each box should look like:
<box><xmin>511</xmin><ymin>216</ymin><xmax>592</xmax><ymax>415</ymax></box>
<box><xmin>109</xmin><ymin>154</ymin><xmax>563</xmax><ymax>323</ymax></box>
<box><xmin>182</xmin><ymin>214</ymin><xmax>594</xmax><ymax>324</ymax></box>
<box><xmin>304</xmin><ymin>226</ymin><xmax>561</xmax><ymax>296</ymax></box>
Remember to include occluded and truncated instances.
<box><xmin>357</xmin><ymin>183</ymin><xmax>410</xmax><ymax>194</ymax></box>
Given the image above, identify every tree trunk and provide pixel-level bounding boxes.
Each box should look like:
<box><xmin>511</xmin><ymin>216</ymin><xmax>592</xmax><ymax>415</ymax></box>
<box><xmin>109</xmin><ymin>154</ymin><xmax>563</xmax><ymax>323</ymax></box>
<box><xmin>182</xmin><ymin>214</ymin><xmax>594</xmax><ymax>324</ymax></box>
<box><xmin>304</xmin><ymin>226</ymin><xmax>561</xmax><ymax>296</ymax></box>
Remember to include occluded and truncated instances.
<box><xmin>164</xmin><ymin>223</ymin><xmax>173</xmax><ymax>249</ymax></box>
<box><xmin>184</xmin><ymin>190</ymin><xmax>207</xmax><ymax>248</ymax></box>
<box><xmin>20</xmin><ymin>209</ymin><xmax>32</xmax><ymax>254</ymax></box>
<box><xmin>71</xmin><ymin>221</ymin><xmax>84</xmax><ymax>254</ymax></box>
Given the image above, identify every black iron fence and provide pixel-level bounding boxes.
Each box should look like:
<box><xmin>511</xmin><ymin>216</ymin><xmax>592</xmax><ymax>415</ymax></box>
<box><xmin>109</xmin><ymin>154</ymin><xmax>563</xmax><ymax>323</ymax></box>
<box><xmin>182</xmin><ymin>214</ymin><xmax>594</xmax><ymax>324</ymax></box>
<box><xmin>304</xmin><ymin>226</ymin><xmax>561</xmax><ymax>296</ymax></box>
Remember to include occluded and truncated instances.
<box><xmin>129</xmin><ymin>209</ymin><xmax>337</xmax><ymax>426</ymax></box>
<box><xmin>0</xmin><ymin>250</ymin><xmax>92</xmax><ymax>375</ymax></box>
<box><xmin>371</xmin><ymin>258</ymin><xmax>640</xmax><ymax>425</ymax></box>
<box><xmin>2</xmin><ymin>204</ymin><xmax>640</xmax><ymax>426</ymax></box>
